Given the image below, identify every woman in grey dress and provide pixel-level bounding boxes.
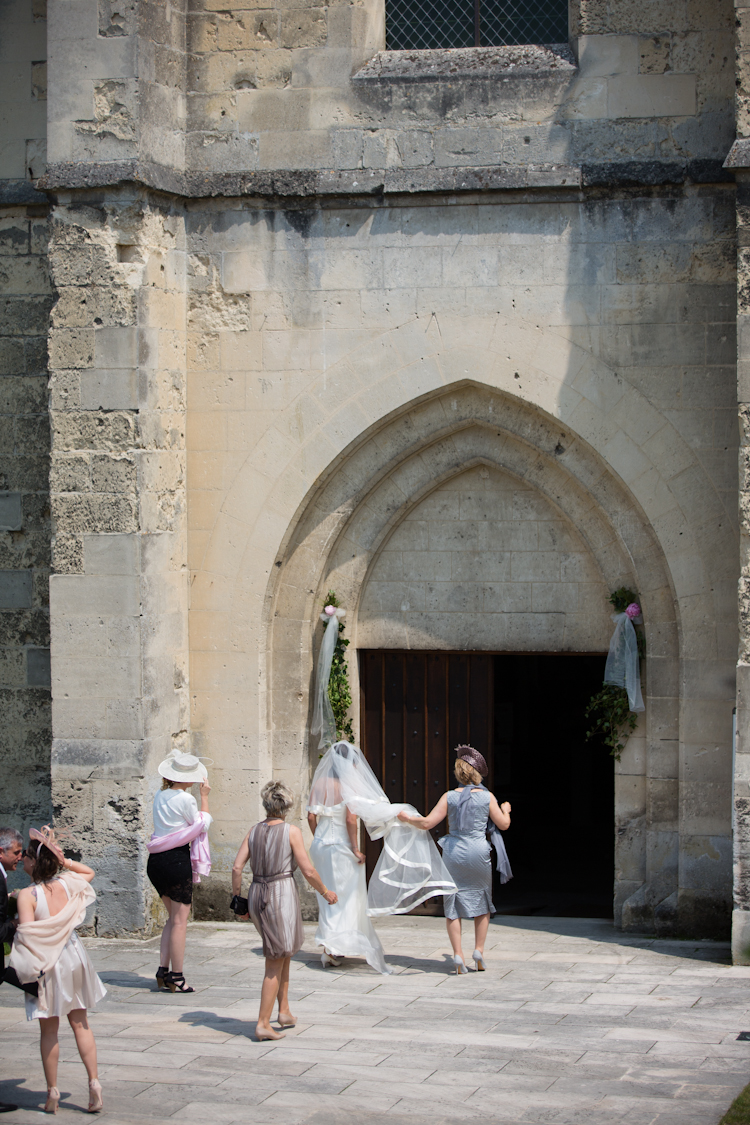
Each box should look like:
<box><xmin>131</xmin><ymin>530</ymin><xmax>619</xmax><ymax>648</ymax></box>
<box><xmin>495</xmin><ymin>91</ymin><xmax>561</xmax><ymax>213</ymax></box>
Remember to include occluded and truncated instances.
<box><xmin>398</xmin><ymin>746</ymin><xmax>511</xmax><ymax>974</ymax></box>
<box><xmin>232</xmin><ymin>781</ymin><xmax>337</xmax><ymax>1040</ymax></box>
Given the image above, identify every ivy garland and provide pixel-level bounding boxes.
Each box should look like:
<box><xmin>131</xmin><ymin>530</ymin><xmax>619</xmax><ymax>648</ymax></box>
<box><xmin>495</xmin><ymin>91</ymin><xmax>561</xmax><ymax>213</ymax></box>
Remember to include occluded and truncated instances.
<box><xmin>324</xmin><ymin>590</ymin><xmax>354</xmax><ymax>743</ymax></box>
<box><xmin>584</xmin><ymin>587</ymin><xmax>644</xmax><ymax>761</ymax></box>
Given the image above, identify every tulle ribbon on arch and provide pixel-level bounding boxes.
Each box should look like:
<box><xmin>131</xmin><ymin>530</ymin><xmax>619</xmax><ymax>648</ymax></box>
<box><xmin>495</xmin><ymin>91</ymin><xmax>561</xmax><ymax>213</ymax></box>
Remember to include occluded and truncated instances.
<box><xmin>603</xmin><ymin>609</ymin><xmax>644</xmax><ymax>713</ymax></box>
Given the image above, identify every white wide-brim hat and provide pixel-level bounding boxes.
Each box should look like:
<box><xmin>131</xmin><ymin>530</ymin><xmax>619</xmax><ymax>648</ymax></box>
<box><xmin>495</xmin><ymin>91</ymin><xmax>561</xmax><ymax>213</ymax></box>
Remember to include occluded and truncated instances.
<box><xmin>158</xmin><ymin>751</ymin><xmax>209</xmax><ymax>785</ymax></box>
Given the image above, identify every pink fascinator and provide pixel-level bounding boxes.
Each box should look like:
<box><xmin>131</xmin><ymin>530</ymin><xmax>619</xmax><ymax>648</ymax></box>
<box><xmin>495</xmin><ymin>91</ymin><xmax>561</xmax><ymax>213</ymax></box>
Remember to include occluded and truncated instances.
<box><xmin>28</xmin><ymin>825</ymin><xmax>67</xmax><ymax>865</ymax></box>
<box><xmin>455</xmin><ymin>744</ymin><xmax>488</xmax><ymax>778</ymax></box>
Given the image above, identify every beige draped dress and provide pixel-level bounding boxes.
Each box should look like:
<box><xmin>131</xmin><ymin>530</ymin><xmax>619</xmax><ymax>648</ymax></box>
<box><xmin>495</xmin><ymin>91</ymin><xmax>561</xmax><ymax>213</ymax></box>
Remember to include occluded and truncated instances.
<box><xmin>246</xmin><ymin>822</ymin><xmax>304</xmax><ymax>959</ymax></box>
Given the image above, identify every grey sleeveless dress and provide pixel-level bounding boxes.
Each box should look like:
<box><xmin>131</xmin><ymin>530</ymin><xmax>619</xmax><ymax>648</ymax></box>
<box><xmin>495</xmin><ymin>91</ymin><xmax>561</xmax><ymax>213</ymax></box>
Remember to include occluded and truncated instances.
<box><xmin>440</xmin><ymin>789</ymin><xmax>495</xmax><ymax>920</ymax></box>
<box><xmin>246</xmin><ymin>821</ymin><xmax>305</xmax><ymax>959</ymax></box>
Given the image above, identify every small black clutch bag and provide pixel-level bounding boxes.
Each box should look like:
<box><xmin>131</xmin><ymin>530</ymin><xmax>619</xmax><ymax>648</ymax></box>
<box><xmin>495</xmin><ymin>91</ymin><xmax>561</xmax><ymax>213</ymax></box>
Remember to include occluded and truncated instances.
<box><xmin>230</xmin><ymin>894</ymin><xmax>248</xmax><ymax>916</ymax></box>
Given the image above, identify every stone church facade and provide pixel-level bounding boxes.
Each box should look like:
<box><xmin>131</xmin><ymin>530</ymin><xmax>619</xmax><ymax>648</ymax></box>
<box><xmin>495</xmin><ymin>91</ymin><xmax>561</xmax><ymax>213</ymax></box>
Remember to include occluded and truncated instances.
<box><xmin>3</xmin><ymin>0</ymin><xmax>750</xmax><ymax>951</ymax></box>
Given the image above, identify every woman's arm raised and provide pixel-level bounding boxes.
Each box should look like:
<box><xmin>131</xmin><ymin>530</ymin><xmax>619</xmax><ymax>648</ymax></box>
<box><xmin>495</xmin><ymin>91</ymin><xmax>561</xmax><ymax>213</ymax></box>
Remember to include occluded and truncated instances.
<box><xmin>62</xmin><ymin>857</ymin><xmax>95</xmax><ymax>883</ymax></box>
<box><xmin>199</xmin><ymin>778</ymin><xmax>211</xmax><ymax>814</ymax></box>
<box><xmin>489</xmin><ymin>795</ymin><xmax>511</xmax><ymax>831</ymax></box>
<box><xmin>288</xmin><ymin>825</ymin><xmax>338</xmax><ymax>904</ymax></box>
<box><xmin>397</xmin><ymin>792</ymin><xmax>449</xmax><ymax>831</ymax></box>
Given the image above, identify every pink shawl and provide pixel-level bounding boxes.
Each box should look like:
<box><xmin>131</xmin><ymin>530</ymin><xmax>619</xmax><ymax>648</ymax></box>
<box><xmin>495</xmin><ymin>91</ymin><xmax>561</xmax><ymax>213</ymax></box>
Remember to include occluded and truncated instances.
<box><xmin>9</xmin><ymin>871</ymin><xmax>96</xmax><ymax>1013</ymax></box>
<box><xmin>147</xmin><ymin>812</ymin><xmax>211</xmax><ymax>883</ymax></box>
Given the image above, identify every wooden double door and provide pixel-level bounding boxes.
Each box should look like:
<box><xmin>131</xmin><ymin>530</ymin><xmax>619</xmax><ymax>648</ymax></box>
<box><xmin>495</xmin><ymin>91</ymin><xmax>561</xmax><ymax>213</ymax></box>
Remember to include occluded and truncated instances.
<box><xmin>359</xmin><ymin>651</ymin><xmax>494</xmax><ymax>908</ymax></box>
<box><xmin>359</xmin><ymin>649</ymin><xmax>614</xmax><ymax>918</ymax></box>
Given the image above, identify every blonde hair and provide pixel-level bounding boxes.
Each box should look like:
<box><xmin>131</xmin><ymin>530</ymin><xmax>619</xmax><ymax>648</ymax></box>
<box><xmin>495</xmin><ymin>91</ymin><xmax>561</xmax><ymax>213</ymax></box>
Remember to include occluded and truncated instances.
<box><xmin>161</xmin><ymin>778</ymin><xmax>174</xmax><ymax>790</ymax></box>
<box><xmin>261</xmin><ymin>780</ymin><xmax>295</xmax><ymax>818</ymax></box>
<box><xmin>455</xmin><ymin>759</ymin><xmax>482</xmax><ymax>786</ymax></box>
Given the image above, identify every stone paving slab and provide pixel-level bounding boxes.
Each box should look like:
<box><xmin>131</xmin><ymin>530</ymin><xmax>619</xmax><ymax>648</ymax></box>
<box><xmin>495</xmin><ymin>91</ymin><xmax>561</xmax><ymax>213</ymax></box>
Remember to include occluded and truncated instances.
<box><xmin>0</xmin><ymin>915</ymin><xmax>748</xmax><ymax>1124</ymax></box>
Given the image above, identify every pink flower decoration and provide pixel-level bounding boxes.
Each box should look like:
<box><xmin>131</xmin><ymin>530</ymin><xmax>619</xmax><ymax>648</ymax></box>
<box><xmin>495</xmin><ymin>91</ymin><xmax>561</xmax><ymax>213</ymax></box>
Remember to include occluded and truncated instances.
<box><xmin>324</xmin><ymin>605</ymin><xmax>337</xmax><ymax>617</ymax></box>
<box><xmin>625</xmin><ymin>602</ymin><xmax>641</xmax><ymax>620</ymax></box>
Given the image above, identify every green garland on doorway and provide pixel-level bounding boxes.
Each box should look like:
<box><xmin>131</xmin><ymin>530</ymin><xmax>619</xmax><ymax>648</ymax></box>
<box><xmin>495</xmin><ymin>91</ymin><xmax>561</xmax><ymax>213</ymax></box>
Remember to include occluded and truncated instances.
<box><xmin>584</xmin><ymin>587</ymin><xmax>643</xmax><ymax>760</ymax></box>
<box><xmin>324</xmin><ymin>590</ymin><xmax>355</xmax><ymax>743</ymax></box>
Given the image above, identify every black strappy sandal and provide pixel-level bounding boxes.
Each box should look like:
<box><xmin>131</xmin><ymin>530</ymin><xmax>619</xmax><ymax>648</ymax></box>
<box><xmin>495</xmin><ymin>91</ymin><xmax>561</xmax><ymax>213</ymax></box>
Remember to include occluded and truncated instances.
<box><xmin>165</xmin><ymin>971</ymin><xmax>195</xmax><ymax>993</ymax></box>
<box><xmin>155</xmin><ymin>966</ymin><xmax>170</xmax><ymax>991</ymax></box>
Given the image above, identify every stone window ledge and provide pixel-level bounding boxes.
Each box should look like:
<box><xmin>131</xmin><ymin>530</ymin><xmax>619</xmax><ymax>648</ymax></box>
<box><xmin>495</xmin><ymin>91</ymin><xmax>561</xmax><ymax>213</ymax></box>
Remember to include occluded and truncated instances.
<box><xmin>353</xmin><ymin>44</ymin><xmax>576</xmax><ymax>83</ymax></box>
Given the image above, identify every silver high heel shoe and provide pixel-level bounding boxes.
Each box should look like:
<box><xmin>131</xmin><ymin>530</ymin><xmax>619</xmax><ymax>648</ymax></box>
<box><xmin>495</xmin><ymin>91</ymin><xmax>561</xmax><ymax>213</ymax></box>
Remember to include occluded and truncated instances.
<box><xmin>321</xmin><ymin>951</ymin><xmax>342</xmax><ymax>968</ymax></box>
<box><xmin>452</xmin><ymin>954</ymin><xmax>469</xmax><ymax>975</ymax></box>
<box><xmin>472</xmin><ymin>949</ymin><xmax>486</xmax><ymax>971</ymax></box>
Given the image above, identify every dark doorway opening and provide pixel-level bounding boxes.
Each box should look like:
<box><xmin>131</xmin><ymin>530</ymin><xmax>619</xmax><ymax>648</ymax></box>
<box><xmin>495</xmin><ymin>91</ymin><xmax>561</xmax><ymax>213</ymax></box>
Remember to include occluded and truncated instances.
<box><xmin>359</xmin><ymin>651</ymin><xmax>613</xmax><ymax>919</ymax></box>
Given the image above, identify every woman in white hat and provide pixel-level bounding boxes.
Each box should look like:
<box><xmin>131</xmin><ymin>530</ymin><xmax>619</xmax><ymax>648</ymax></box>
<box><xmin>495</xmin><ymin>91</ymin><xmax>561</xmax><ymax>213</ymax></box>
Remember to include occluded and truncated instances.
<box><xmin>146</xmin><ymin>752</ymin><xmax>212</xmax><ymax>993</ymax></box>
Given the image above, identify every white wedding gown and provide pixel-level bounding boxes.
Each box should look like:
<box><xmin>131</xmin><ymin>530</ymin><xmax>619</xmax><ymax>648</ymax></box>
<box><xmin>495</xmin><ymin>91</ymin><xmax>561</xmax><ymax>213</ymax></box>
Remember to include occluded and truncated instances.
<box><xmin>309</xmin><ymin>804</ymin><xmax>391</xmax><ymax>975</ymax></box>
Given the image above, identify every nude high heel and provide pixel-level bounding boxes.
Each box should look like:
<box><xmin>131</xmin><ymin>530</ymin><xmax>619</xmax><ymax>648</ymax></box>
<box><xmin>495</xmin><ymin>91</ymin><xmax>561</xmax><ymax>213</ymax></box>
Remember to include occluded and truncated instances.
<box><xmin>472</xmin><ymin>949</ymin><xmax>486</xmax><ymax>971</ymax></box>
<box><xmin>87</xmin><ymin>1079</ymin><xmax>103</xmax><ymax>1113</ymax></box>
<box><xmin>452</xmin><ymin>955</ymin><xmax>469</xmax><ymax>975</ymax></box>
<box><xmin>44</xmin><ymin>1087</ymin><xmax>60</xmax><ymax>1114</ymax></box>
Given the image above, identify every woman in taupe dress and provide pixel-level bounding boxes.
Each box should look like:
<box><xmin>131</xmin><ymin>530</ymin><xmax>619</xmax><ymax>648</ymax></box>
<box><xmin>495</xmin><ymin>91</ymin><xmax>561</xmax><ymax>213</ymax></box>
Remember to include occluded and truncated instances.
<box><xmin>232</xmin><ymin>781</ymin><xmax>337</xmax><ymax>1041</ymax></box>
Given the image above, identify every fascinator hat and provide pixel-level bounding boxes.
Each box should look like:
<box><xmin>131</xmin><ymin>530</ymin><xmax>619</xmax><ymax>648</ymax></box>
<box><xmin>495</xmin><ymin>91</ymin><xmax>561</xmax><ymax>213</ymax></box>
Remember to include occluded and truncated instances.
<box><xmin>158</xmin><ymin>750</ymin><xmax>210</xmax><ymax>785</ymax></box>
<box><xmin>455</xmin><ymin>744</ymin><xmax>488</xmax><ymax>778</ymax></box>
<box><xmin>28</xmin><ymin>825</ymin><xmax>67</xmax><ymax>865</ymax></box>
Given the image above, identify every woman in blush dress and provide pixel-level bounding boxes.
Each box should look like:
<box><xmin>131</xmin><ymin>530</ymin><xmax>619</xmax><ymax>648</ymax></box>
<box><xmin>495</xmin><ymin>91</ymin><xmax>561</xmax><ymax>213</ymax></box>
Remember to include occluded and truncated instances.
<box><xmin>232</xmin><ymin>781</ymin><xmax>338</xmax><ymax>1042</ymax></box>
<box><xmin>11</xmin><ymin>827</ymin><xmax>106</xmax><ymax>1114</ymax></box>
<box><xmin>398</xmin><ymin>745</ymin><xmax>511</xmax><ymax>975</ymax></box>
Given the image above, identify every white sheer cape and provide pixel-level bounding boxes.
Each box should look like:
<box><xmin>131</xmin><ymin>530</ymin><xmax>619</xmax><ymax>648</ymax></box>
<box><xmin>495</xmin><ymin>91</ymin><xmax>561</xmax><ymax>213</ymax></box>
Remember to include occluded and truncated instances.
<box><xmin>308</xmin><ymin>741</ymin><xmax>456</xmax><ymax>916</ymax></box>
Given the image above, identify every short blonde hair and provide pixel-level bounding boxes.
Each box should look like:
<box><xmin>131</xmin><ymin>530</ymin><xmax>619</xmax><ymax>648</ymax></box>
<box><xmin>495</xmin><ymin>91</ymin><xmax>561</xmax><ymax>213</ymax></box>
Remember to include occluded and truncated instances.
<box><xmin>261</xmin><ymin>780</ymin><xmax>295</xmax><ymax>818</ymax></box>
<box><xmin>455</xmin><ymin>759</ymin><xmax>482</xmax><ymax>786</ymax></box>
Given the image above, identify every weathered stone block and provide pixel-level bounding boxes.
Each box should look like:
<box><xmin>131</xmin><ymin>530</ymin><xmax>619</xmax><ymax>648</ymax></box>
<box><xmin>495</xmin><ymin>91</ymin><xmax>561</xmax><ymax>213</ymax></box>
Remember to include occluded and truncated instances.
<box><xmin>27</xmin><ymin>646</ymin><xmax>51</xmax><ymax>687</ymax></box>
<box><xmin>48</xmin><ymin>328</ymin><xmax>95</xmax><ymax>370</ymax></box>
<box><xmin>0</xmin><ymin>493</ymin><xmax>23</xmax><ymax>531</ymax></box>
<box><xmin>52</xmin><ymin>411</ymin><xmax>137</xmax><ymax>452</ymax></box>
<box><xmin>638</xmin><ymin>35</ymin><xmax>671</xmax><ymax>74</ymax></box>
<box><xmin>50</xmin><ymin>574</ymin><xmax>140</xmax><ymax>616</ymax></box>
<box><xmin>607</xmin><ymin>73</ymin><xmax>697</xmax><ymax>118</ymax></box>
<box><xmin>0</xmin><ymin>570</ymin><xmax>33</xmax><ymax>609</ymax></box>
<box><xmin>82</xmin><ymin>533</ymin><xmax>139</xmax><ymax>576</ymax></box>
<box><xmin>94</xmin><ymin>326</ymin><xmax>138</xmax><ymax>369</ymax></box>
<box><xmin>280</xmin><ymin>7</ymin><xmax>326</xmax><ymax>48</ymax></box>
<box><xmin>578</xmin><ymin>34</ymin><xmax>639</xmax><ymax>77</ymax></box>
<box><xmin>52</xmin><ymin>494</ymin><xmax>138</xmax><ymax>535</ymax></box>
<box><xmin>216</xmin><ymin>10</ymin><xmax>280</xmax><ymax>50</ymax></box>
<box><xmin>89</xmin><ymin>453</ymin><xmax>136</xmax><ymax>495</ymax></box>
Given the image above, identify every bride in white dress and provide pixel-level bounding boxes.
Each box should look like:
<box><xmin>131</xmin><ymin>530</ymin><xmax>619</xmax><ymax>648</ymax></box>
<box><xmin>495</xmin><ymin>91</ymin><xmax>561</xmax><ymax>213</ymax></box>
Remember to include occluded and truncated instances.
<box><xmin>307</xmin><ymin>777</ymin><xmax>389</xmax><ymax>974</ymax></box>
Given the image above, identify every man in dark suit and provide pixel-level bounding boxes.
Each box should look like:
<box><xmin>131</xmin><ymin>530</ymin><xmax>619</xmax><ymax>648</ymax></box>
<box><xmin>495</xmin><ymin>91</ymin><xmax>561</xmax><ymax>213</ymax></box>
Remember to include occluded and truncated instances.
<box><xmin>0</xmin><ymin>826</ymin><xmax>35</xmax><ymax>1113</ymax></box>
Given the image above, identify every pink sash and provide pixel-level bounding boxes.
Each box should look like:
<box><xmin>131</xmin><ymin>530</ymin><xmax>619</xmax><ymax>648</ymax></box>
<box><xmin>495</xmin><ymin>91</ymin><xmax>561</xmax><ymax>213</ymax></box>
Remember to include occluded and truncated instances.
<box><xmin>147</xmin><ymin>813</ymin><xmax>211</xmax><ymax>883</ymax></box>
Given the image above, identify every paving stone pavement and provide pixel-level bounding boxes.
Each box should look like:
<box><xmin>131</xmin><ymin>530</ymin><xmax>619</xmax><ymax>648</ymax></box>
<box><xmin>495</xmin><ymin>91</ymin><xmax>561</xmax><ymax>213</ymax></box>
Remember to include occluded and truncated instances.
<box><xmin>1</xmin><ymin>915</ymin><xmax>750</xmax><ymax>1125</ymax></box>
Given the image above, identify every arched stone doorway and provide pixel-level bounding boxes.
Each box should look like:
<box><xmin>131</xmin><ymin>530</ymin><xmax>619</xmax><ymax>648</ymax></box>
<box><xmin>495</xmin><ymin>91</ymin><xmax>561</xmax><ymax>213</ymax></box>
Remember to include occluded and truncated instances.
<box><xmin>265</xmin><ymin>382</ymin><xmax>688</xmax><ymax>930</ymax></box>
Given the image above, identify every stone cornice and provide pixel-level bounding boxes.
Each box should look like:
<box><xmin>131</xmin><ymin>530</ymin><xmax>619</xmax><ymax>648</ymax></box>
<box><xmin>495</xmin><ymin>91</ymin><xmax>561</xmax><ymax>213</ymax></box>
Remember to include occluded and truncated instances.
<box><xmin>35</xmin><ymin>158</ymin><xmax>733</xmax><ymax>203</ymax></box>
